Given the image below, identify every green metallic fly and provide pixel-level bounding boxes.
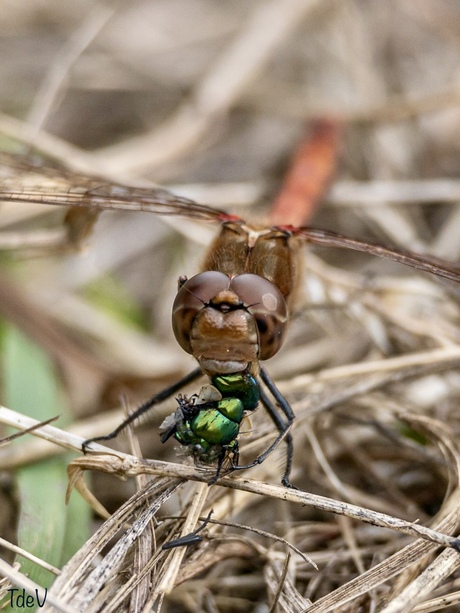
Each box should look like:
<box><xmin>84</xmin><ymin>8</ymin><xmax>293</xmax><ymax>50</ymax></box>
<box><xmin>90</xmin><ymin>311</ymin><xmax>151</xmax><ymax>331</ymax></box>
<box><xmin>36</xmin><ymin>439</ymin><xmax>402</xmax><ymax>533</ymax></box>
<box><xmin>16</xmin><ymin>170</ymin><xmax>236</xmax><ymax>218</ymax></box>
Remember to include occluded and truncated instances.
<box><xmin>159</xmin><ymin>372</ymin><xmax>260</xmax><ymax>480</ymax></box>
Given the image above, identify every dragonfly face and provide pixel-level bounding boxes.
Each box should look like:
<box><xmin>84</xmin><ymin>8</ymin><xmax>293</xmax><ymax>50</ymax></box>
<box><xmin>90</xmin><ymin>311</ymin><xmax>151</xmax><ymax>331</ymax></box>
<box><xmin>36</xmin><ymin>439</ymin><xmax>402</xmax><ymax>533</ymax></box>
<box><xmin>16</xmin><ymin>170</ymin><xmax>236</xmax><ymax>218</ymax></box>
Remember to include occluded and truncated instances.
<box><xmin>172</xmin><ymin>270</ymin><xmax>288</xmax><ymax>376</ymax></box>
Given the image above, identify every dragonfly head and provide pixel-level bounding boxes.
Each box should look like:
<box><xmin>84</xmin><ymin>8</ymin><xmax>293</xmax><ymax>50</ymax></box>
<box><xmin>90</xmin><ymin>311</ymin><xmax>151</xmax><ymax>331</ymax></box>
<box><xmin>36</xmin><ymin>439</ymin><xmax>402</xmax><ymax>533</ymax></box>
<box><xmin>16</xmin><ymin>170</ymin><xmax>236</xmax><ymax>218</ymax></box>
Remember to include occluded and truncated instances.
<box><xmin>172</xmin><ymin>271</ymin><xmax>288</xmax><ymax>375</ymax></box>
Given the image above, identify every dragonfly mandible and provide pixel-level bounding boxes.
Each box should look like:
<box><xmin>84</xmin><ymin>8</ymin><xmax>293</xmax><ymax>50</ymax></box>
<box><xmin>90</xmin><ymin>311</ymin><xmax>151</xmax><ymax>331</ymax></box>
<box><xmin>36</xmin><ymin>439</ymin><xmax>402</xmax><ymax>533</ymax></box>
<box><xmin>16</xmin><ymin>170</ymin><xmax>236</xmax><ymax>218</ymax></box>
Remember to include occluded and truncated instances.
<box><xmin>1</xmin><ymin>143</ymin><xmax>460</xmax><ymax>487</ymax></box>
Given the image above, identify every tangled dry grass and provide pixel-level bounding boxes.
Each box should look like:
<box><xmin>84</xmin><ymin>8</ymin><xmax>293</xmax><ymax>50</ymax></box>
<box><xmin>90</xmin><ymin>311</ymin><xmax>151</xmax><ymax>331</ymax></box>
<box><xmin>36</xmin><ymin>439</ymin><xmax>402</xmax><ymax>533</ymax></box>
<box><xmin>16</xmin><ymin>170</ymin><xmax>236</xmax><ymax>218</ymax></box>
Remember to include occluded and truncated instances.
<box><xmin>1</xmin><ymin>1</ymin><xmax>460</xmax><ymax>612</ymax></box>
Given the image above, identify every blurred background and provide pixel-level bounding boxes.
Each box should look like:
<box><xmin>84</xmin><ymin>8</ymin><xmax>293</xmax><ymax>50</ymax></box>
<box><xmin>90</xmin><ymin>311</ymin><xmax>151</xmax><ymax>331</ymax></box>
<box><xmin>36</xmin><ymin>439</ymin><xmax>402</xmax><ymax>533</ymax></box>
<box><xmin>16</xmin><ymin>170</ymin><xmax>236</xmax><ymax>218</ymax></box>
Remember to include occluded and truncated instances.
<box><xmin>1</xmin><ymin>1</ymin><xmax>460</xmax><ymax>610</ymax></box>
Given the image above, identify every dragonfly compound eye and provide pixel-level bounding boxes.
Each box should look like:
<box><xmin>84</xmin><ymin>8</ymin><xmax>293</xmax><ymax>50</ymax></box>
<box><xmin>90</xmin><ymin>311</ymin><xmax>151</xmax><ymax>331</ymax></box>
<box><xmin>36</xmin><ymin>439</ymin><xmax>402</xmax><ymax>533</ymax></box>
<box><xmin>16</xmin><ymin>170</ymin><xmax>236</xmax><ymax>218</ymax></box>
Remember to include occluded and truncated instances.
<box><xmin>172</xmin><ymin>271</ymin><xmax>232</xmax><ymax>354</ymax></box>
<box><xmin>229</xmin><ymin>274</ymin><xmax>288</xmax><ymax>360</ymax></box>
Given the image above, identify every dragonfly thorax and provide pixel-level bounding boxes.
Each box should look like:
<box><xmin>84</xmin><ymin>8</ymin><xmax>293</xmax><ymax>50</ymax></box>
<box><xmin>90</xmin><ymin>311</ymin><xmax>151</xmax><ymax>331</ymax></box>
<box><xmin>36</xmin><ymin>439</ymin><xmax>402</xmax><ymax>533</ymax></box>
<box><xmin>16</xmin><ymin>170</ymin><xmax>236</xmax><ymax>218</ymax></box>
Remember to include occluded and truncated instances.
<box><xmin>172</xmin><ymin>271</ymin><xmax>288</xmax><ymax>375</ymax></box>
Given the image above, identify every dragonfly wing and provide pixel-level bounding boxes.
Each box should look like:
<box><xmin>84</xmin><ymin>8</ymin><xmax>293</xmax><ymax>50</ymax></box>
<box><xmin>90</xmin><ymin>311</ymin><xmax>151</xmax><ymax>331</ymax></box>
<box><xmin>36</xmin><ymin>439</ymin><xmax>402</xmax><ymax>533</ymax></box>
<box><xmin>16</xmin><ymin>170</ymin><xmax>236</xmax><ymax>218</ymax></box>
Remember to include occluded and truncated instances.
<box><xmin>292</xmin><ymin>226</ymin><xmax>460</xmax><ymax>284</ymax></box>
<box><xmin>0</xmin><ymin>151</ymin><xmax>228</xmax><ymax>222</ymax></box>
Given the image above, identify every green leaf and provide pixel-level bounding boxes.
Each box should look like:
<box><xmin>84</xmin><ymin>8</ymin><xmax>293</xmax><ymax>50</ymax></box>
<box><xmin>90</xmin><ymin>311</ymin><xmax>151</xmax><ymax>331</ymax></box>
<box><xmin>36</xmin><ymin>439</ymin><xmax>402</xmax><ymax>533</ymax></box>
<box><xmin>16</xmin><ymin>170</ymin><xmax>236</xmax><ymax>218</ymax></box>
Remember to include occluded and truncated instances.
<box><xmin>2</xmin><ymin>325</ymin><xmax>91</xmax><ymax>607</ymax></box>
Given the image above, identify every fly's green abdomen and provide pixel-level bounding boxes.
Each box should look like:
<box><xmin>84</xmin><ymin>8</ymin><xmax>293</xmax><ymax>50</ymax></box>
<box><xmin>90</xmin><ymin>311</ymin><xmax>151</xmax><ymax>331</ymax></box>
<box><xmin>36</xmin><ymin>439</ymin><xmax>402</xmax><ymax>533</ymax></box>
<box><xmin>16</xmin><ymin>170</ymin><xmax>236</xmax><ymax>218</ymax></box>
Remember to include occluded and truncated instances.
<box><xmin>191</xmin><ymin>406</ymin><xmax>240</xmax><ymax>445</ymax></box>
<box><xmin>216</xmin><ymin>397</ymin><xmax>244</xmax><ymax>422</ymax></box>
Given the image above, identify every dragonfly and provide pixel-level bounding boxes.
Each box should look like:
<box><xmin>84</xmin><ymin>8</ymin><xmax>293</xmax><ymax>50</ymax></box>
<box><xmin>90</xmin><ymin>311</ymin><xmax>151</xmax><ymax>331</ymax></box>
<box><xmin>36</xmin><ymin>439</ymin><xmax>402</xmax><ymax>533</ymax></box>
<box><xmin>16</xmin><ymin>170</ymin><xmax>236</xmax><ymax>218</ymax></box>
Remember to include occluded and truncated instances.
<box><xmin>1</xmin><ymin>139</ymin><xmax>460</xmax><ymax>487</ymax></box>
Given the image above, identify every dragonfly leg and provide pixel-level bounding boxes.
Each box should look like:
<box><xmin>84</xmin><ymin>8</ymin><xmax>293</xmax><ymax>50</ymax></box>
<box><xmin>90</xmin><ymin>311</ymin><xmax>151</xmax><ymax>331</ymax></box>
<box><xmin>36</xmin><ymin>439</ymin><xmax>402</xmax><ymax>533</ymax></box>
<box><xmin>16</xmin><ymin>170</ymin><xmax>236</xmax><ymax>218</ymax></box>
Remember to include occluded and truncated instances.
<box><xmin>162</xmin><ymin>510</ymin><xmax>214</xmax><ymax>550</ymax></box>
<box><xmin>82</xmin><ymin>367</ymin><xmax>202</xmax><ymax>452</ymax></box>
<box><xmin>261</xmin><ymin>368</ymin><xmax>296</xmax><ymax>488</ymax></box>
<box><xmin>233</xmin><ymin>368</ymin><xmax>296</xmax><ymax>488</ymax></box>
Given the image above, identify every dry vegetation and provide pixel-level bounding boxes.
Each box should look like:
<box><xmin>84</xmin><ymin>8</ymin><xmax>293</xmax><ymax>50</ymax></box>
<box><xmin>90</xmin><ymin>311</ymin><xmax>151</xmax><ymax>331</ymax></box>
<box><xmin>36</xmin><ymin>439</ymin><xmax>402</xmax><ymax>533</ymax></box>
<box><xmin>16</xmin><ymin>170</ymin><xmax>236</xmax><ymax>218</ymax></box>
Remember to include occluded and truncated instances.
<box><xmin>1</xmin><ymin>1</ymin><xmax>460</xmax><ymax>612</ymax></box>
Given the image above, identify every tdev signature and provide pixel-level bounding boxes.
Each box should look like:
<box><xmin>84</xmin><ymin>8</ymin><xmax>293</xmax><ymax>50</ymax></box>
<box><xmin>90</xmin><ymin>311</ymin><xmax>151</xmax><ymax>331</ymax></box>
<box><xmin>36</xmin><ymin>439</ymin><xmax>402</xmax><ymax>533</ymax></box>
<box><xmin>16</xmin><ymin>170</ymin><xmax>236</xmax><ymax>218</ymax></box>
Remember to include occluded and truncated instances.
<box><xmin>7</xmin><ymin>588</ymin><xmax>47</xmax><ymax>608</ymax></box>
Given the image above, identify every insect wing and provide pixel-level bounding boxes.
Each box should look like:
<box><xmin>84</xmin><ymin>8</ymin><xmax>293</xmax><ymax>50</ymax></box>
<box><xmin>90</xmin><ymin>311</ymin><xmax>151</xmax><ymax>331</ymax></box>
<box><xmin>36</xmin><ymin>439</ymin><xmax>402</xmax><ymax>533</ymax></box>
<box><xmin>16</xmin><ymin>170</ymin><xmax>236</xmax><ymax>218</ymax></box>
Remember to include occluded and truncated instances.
<box><xmin>0</xmin><ymin>151</ymin><xmax>228</xmax><ymax>223</ymax></box>
<box><xmin>291</xmin><ymin>226</ymin><xmax>460</xmax><ymax>284</ymax></box>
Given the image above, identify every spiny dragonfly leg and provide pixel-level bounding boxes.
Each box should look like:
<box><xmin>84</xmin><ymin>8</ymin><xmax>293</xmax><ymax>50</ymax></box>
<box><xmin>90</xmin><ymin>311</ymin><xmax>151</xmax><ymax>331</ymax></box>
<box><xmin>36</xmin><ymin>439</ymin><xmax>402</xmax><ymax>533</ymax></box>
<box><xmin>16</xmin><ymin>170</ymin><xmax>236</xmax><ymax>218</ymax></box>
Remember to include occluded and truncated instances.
<box><xmin>82</xmin><ymin>367</ymin><xmax>203</xmax><ymax>452</ymax></box>
<box><xmin>232</xmin><ymin>367</ymin><xmax>295</xmax><ymax>488</ymax></box>
<box><xmin>162</xmin><ymin>510</ymin><xmax>214</xmax><ymax>550</ymax></box>
<box><xmin>261</xmin><ymin>368</ymin><xmax>296</xmax><ymax>488</ymax></box>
